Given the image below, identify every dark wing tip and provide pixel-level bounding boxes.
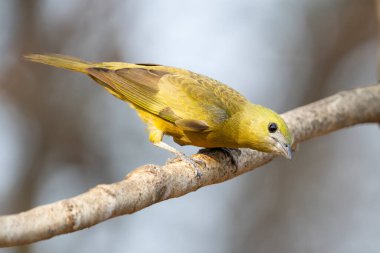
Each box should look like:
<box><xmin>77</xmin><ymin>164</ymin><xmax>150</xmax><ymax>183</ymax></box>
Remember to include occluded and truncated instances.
<box><xmin>136</xmin><ymin>63</ymin><xmax>162</xmax><ymax>67</ymax></box>
<box><xmin>90</xmin><ymin>67</ymin><xmax>110</xmax><ymax>72</ymax></box>
<box><xmin>175</xmin><ymin>119</ymin><xmax>210</xmax><ymax>132</ymax></box>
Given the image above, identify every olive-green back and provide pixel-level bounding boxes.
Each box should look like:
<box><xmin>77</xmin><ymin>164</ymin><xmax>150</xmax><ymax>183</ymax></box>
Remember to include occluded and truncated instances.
<box><xmin>87</xmin><ymin>64</ymin><xmax>248</xmax><ymax>129</ymax></box>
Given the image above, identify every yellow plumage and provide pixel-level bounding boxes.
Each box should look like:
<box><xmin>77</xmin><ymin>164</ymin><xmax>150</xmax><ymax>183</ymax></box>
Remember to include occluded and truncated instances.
<box><xmin>25</xmin><ymin>54</ymin><xmax>293</xmax><ymax>162</ymax></box>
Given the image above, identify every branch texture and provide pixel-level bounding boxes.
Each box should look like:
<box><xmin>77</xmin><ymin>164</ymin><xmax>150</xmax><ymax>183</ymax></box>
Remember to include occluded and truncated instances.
<box><xmin>1</xmin><ymin>84</ymin><xmax>380</xmax><ymax>247</ymax></box>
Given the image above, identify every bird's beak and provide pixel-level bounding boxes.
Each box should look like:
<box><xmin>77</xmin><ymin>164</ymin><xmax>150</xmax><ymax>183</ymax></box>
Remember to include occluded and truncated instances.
<box><xmin>271</xmin><ymin>133</ymin><xmax>292</xmax><ymax>160</ymax></box>
<box><xmin>276</xmin><ymin>141</ymin><xmax>292</xmax><ymax>160</ymax></box>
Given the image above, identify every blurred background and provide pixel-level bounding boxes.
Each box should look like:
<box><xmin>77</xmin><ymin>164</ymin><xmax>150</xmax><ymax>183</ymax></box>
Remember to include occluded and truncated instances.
<box><xmin>1</xmin><ymin>0</ymin><xmax>379</xmax><ymax>252</ymax></box>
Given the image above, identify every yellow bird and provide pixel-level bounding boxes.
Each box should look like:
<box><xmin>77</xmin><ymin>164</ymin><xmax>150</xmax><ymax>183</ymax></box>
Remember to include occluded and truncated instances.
<box><xmin>25</xmin><ymin>54</ymin><xmax>293</xmax><ymax>174</ymax></box>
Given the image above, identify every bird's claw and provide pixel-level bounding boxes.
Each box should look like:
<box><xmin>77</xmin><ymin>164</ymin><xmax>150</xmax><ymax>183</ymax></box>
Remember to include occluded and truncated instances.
<box><xmin>167</xmin><ymin>153</ymin><xmax>204</xmax><ymax>178</ymax></box>
<box><xmin>217</xmin><ymin>148</ymin><xmax>241</xmax><ymax>168</ymax></box>
<box><xmin>200</xmin><ymin>147</ymin><xmax>240</xmax><ymax>169</ymax></box>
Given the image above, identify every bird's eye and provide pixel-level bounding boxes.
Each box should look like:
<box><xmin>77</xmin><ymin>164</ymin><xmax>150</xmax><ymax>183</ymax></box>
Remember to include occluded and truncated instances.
<box><xmin>268</xmin><ymin>122</ymin><xmax>278</xmax><ymax>133</ymax></box>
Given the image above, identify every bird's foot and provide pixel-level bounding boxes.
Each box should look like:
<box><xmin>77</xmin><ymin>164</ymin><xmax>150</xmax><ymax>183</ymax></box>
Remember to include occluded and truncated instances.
<box><xmin>153</xmin><ymin>141</ymin><xmax>204</xmax><ymax>178</ymax></box>
<box><xmin>218</xmin><ymin>148</ymin><xmax>241</xmax><ymax>167</ymax></box>
<box><xmin>200</xmin><ymin>147</ymin><xmax>241</xmax><ymax>171</ymax></box>
<box><xmin>167</xmin><ymin>153</ymin><xmax>204</xmax><ymax>178</ymax></box>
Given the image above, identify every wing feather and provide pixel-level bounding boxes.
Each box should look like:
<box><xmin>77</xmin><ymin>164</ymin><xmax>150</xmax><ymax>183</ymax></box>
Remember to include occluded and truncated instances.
<box><xmin>87</xmin><ymin>66</ymin><xmax>247</xmax><ymax>130</ymax></box>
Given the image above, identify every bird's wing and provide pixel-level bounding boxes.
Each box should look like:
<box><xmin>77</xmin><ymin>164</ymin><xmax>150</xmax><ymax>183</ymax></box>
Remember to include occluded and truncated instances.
<box><xmin>87</xmin><ymin>66</ymin><xmax>247</xmax><ymax>131</ymax></box>
<box><xmin>185</xmin><ymin>72</ymin><xmax>249</xmax><ymax>114</ymax></box>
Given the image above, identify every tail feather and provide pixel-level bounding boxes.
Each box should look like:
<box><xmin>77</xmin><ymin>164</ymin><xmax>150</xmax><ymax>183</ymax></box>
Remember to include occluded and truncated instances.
<box><xmin>24</xmin><ymin>54</ymin><xmax>92</xmax><ymax>74</ymax></box>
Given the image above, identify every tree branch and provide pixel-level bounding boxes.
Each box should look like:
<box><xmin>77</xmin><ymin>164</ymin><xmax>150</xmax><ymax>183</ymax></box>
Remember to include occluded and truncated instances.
<box><xmin>1</xmin><ymin>84</ymin><xmax>380</xmax><ymax>247</ymax></box>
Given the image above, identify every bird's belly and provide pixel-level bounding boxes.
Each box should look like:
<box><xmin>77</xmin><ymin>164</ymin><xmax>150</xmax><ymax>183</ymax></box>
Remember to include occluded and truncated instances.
<box><xmin>135</xmin><ymin>107</ymin><xmax>184</xmax><ymax>138</ymax></box>
<box><xmin>174</xmin><ymin>131</ymin><xmax>240</xmax><ymax>148</ymax></box>
<box><xmin>135</xmin><ymin>107</ymin><xmax>238</xmax><ymax>148</ymax></box>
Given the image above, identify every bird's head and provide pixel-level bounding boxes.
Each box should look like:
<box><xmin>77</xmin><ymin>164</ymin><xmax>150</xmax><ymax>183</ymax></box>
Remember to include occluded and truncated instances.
<box><xmin>242</xmin><ymin>104</ymin><xmax>293</xmax><ymax>159</ymax></box>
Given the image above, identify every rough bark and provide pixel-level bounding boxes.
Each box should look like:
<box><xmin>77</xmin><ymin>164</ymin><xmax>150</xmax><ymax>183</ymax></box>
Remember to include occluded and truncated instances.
<box><xmin>0</xmin><ymin>84</ymin><xmax>379</xmax><ymax>247</ymax></box>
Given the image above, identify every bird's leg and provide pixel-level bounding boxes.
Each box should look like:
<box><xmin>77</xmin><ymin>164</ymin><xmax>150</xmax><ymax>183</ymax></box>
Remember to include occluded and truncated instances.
<box><xmin>153</xmin><ymin>142</ymin><xmax>203</xmax><ymax>178</ymax></box>
<box><xmin>153</xmin><ymin>141</ymin><xmax>184</xmax><ymax>157</ymax></box>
